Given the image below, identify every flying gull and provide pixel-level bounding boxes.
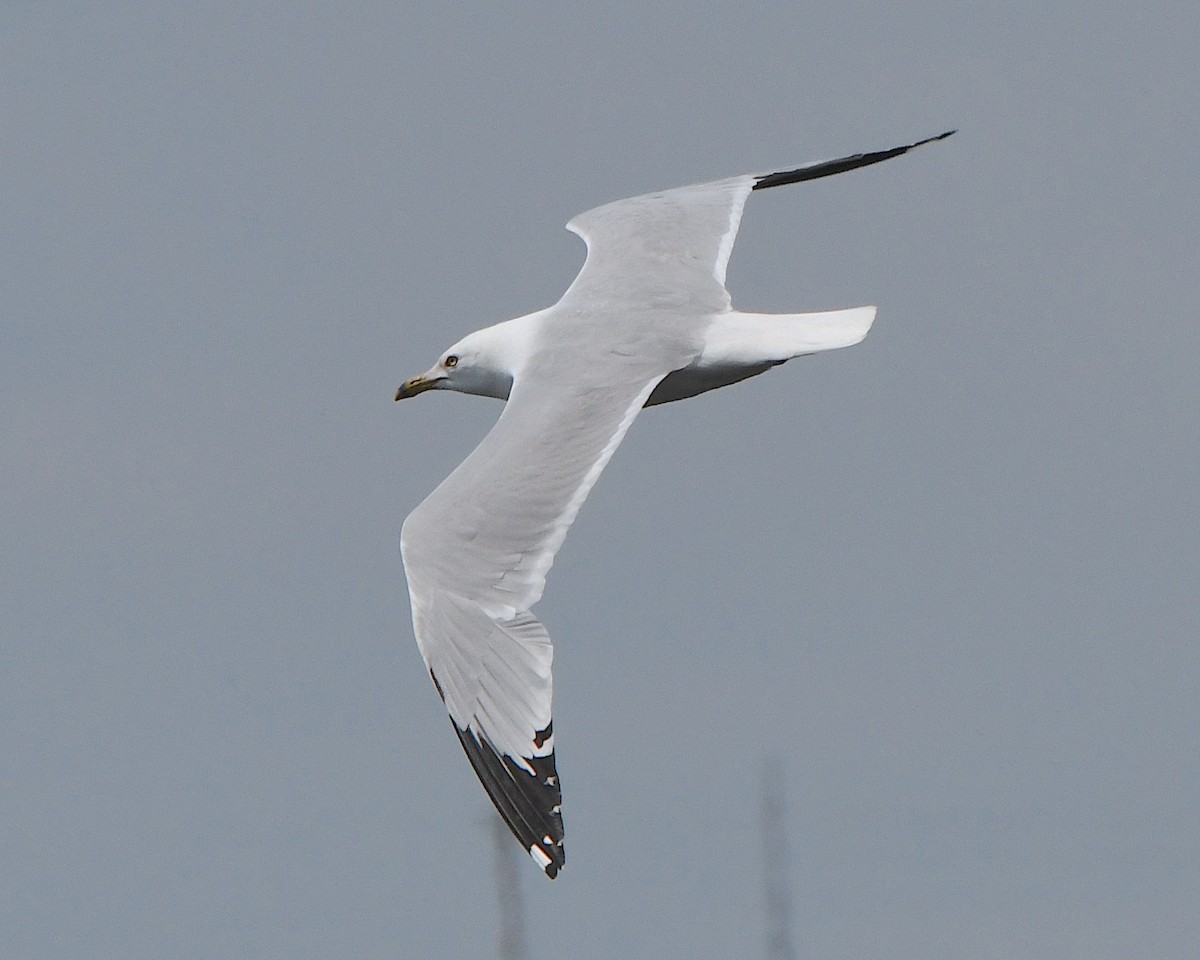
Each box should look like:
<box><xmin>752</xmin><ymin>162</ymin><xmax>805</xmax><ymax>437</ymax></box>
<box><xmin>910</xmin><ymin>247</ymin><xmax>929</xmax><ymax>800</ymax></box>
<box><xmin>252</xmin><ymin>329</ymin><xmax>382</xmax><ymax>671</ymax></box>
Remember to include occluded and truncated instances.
<box><xmin>395</xmin><ymin>130</ymin><xmax>954</xmax><ymax>877</ymax></box>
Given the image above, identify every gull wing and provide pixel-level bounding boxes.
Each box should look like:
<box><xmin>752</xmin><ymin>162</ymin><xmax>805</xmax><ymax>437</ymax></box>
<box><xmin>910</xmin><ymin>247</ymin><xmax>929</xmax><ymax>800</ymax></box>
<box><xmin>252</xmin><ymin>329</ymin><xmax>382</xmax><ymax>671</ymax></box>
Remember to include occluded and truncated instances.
<box><xmin>401</xmin><ymin>362</ymin><xmax>670</xmax><ymax>877</ymax></box>
<box><xmin>562</xmin><ymin>174</ymin><xmax>755</xmax><ymax>312</ymax></box>
<box><xmin>562</xmin><ymin>130</ymin><xmax>955</xmax><ymax>310</ymax></box>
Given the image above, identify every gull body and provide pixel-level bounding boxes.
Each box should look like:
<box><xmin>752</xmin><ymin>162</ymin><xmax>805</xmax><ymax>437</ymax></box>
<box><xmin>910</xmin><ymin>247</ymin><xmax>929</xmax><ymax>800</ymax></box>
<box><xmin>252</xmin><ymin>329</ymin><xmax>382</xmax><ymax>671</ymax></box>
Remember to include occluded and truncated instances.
<box><xmin>396</xmin><ymin>131</ymin><xmax>954</xmax><ymax>877</ymax></box>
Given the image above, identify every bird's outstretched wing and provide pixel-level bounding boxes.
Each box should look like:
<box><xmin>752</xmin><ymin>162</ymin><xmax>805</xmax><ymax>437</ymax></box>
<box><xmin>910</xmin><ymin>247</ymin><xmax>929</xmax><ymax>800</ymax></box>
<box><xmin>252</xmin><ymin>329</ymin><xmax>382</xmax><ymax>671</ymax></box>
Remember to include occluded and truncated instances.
<box><xmin>561</xmin><ymin>130</ymin><xmax>955</xmax><ymax>310</ymax></box>
<box><xmin>402</xmin><ymin>363</ymin><xmax>670</xmax><ymax>878</ymax></box>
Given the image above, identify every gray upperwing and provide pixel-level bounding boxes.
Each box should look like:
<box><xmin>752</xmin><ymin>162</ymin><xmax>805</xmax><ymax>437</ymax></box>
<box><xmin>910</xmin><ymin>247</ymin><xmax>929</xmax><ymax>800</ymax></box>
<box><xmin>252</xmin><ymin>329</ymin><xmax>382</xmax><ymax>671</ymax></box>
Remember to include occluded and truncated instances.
<box><xmin>558</xmin><ymin>130</ymin><xmax>955</xmax><ymax>311</ymax></box>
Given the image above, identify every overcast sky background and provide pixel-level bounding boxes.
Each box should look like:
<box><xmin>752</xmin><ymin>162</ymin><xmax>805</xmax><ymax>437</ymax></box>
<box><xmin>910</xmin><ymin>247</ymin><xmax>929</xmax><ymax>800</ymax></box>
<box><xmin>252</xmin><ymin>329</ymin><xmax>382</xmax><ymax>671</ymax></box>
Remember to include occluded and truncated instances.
<box><xmin>3</xmin><ymin>3</ymin><xmax>1198</xmax><ymax>958</ymax></box>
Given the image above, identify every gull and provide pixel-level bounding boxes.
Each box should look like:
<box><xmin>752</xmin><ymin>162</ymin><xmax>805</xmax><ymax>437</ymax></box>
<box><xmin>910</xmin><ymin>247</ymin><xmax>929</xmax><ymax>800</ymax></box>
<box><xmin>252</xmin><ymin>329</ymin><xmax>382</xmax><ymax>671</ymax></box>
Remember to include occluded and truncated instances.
<box><xmin>395</xmin><ymin>131</ymin><xmax>954</xmax><ymax>877</ymax></box>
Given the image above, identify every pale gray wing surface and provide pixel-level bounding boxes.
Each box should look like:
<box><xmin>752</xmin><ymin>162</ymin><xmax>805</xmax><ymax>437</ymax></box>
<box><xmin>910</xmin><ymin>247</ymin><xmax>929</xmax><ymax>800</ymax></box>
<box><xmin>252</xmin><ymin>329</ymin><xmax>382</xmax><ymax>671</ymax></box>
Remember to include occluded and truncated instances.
<box><xmin>561</xmin><ymin>130</ymin><xmax>956</xmax><ymax>311</ymax></box>
<box><xmin>401</xmin><ymin>356</ymin><xmax>673</xmax><ymax>877</ymax></box>
<box><xmin>562</xmin><ymin>175</ymin><xmax>755</xmax><ymax>312</ymax></box>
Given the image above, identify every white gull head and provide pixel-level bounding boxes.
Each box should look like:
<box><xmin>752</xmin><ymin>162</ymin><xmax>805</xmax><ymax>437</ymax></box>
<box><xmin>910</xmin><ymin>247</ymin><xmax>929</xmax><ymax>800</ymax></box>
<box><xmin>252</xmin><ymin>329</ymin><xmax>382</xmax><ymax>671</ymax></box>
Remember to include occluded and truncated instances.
<box><xmin>395</xmin><ymin>313</ymin><xmax>543</xmax><ymax>401</ymax></box>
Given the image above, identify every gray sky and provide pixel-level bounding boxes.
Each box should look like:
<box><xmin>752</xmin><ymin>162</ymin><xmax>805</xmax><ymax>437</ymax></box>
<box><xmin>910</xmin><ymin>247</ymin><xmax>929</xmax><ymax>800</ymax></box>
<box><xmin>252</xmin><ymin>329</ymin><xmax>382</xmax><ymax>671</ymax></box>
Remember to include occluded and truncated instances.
<box><xmin>3</xmin><ymin>2</ymin><xmax>1198</xmax><ymax>958</ymax></box>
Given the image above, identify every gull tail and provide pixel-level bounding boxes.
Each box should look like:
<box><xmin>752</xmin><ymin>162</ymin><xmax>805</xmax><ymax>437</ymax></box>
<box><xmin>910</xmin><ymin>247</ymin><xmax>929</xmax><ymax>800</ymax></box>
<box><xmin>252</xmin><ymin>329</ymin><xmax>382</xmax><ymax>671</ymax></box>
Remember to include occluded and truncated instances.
<box><xmin>646</xmin><ymin>306</ymin><xmax>875</xmax><ymax>406</ymax></box>
<box><xmin>710</xmin><ymin>306</ymin><xmax>877</xmax><ymax>361</ymax></box>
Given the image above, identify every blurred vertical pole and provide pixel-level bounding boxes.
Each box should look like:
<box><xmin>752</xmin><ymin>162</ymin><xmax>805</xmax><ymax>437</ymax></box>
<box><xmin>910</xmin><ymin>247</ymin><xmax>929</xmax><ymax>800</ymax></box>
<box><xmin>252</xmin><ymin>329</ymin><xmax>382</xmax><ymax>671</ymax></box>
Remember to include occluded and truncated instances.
<box><xmin>761</xmin><ymin>759</ymin><xmax>797</xmax><ymax>960</ymax></box>
<box><xmin>491</xmin><ymin>816</ymin><xmax>527</xmax><ymax>960</ymax></box>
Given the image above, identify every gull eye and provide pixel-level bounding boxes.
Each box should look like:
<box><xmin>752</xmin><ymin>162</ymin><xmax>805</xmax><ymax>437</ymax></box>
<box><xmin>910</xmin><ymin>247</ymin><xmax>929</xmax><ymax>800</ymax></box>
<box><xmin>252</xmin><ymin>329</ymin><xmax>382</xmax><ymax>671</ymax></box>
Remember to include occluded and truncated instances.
<box><xmin>444</xmin><ymin>355</ymin><xmax>459</xmax><ymax>368</ymax></box>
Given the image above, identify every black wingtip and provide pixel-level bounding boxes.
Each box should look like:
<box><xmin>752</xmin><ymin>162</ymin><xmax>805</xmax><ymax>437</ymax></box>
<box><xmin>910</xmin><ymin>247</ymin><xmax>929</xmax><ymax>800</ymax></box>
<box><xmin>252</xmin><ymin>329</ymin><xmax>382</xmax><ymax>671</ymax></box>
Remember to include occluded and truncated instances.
<box><xmin>451</xmin><ymin>720</ymin><xmax>565</xmax><ymax>879</ymax></box>
<box><xmin>752</xmin><ymin>129</ymin><xmax>957</xmax><ymax>191</ymax></box>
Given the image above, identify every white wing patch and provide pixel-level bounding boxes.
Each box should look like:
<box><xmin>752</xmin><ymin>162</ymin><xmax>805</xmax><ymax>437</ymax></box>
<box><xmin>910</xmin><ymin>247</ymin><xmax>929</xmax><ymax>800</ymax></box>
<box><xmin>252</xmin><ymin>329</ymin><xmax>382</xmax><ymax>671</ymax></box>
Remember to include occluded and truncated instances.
<box><xmin>713</xmin><ymin>178</ymin><xmax>754</xmax><ymax>285</ymax></box>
